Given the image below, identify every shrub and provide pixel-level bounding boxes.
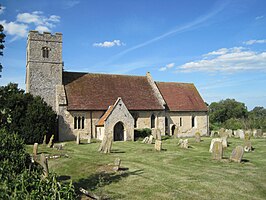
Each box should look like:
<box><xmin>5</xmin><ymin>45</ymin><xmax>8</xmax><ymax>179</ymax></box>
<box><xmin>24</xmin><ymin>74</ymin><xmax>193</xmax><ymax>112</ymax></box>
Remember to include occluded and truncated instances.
<box><xmin>134</xmin><ymin>128</ymin><xmax>151</xmax><ymax>140</ymax></box>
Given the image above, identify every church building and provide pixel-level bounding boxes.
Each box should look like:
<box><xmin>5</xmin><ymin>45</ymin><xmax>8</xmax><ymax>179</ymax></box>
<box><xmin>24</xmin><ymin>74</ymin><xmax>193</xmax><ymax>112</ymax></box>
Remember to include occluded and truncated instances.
<box><xmin>26</xmin><ymin>31</ymin><xmax>208</xmax><ymax>141</ymax></box>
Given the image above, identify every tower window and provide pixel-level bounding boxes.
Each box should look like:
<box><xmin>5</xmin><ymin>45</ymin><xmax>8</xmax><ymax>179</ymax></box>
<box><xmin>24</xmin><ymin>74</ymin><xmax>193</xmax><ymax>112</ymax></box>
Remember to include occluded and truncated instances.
<box><xmin>42</xmin><ymin>47</ymin><xmax>50</xmax><ymax>58</ymax></box>
<box><xmin>180</xmin><ymin>117</ymin><xmax>182</xmax><ymax>126</ymax></box>
<box><xmin>192</xmin><ymin>116</ymin><xmax>195</xmax><ymax>128</ymax></box>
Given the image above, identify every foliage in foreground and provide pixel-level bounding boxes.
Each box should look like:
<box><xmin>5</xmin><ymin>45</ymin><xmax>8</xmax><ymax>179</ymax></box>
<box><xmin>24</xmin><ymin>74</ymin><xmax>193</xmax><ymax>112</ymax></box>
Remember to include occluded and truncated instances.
<box><xmin>0</xmin><ymin>83</ymin><xmax>57</xmax><ymax>144</ymax></box>
<box><xmin>0</xmin><ymin>128</ymin><xmax>76</xmax><ymax>199</ymax></box>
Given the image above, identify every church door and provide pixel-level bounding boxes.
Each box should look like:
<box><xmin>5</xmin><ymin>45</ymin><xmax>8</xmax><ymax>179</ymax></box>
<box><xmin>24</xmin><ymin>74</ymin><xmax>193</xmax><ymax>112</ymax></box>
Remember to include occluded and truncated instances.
<box><xmin>114</xmin><ymin>122</ymin><xmax>124</xmax><ymax>141</ymax></box>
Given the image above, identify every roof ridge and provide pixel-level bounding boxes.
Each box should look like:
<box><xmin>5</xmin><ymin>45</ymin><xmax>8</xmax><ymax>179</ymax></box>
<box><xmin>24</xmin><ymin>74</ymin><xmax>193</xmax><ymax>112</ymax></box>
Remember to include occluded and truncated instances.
<box><xmin>63</xmin><ymin>71</ymin><xmax>146</xmax><ymax>78</ymax></box>
<box><xmin>156</xmin><ymin>81</ymin><xmax>194</xmax><ymax>85</ymax></box>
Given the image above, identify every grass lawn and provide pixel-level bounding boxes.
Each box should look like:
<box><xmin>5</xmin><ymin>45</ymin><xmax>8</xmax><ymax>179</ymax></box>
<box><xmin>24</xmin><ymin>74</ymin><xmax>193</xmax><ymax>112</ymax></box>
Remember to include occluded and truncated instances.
<box><xmin>27</xmin><ymin>137</ymin><xmax>266</xmax><ymax>200</ymax></box>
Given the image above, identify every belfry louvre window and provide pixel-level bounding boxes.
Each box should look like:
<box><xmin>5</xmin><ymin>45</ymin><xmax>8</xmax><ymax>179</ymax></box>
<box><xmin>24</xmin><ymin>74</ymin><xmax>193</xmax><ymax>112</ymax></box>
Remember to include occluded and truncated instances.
<box><xmin>42</xmin><ymin>47</ymin><xmax>49</xmax><ymax>58</ymax></box>
<box><xmin>74</xmin><ymin>116</ymin><xmax>85</xmax><ymax>129</ymax></box>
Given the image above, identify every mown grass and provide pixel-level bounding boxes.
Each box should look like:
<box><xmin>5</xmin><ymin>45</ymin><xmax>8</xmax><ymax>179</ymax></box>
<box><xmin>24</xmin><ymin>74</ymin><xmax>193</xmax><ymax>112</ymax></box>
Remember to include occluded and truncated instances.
<box><xmin>27</xmin><ymin>137</ymin><xmax>266</xmax><ymax>199</ymax></box>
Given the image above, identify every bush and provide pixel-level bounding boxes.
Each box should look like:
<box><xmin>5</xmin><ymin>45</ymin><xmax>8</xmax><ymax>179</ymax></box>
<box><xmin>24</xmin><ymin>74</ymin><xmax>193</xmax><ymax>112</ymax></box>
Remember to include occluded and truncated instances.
<box><xmin>134</xmin><ymin>128</ymin><xmax>151</xmax><ymax>140</ymax></box>
<box><xmin>223</xmin><ymin>118</ymin><xmax>244</xmax><ymax>130</ymax></box>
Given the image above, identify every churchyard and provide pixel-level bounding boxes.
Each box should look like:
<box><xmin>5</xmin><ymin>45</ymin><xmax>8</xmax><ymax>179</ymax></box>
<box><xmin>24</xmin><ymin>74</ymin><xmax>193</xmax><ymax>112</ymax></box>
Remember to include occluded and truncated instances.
<box><xmin>27</xmin><ymin>136</ymin><xmax>266</xmax><ymax>200</ymax></box>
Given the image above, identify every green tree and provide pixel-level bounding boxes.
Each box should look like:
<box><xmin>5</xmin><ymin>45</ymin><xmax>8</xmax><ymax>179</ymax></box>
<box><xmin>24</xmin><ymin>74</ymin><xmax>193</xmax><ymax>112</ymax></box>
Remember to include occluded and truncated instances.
<box><xmin>0</xmin><ymin>20</ymin><xmax>6</xmax><ymax>77</ymax></box>
<box><xmin>209</xmin><ymin>99</ymin><xmax>248</xmax><ymax>130</ymax></box>
<box><xmin>0</xmin><ymin>83</ymin><xmax>57</xmax><ymax>144</ymax></box>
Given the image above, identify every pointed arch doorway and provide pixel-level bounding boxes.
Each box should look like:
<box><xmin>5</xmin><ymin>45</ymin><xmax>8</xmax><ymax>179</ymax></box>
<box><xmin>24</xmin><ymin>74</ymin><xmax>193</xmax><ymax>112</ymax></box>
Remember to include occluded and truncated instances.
<box><xmin>171</xmin><ymin>125</ymin><xmax>176</xmax><ymax>136</ymax></box>
<box><xmin>114</xmin><ymin>122</ymin><xmax>124</xmax><ymax>141</ymax></box>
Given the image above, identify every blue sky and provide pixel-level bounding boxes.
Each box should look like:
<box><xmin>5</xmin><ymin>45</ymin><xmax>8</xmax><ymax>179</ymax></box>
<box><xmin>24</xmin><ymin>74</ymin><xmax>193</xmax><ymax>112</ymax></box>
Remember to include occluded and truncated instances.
<box><xmin>0</xmin><ymin>0</ymin><xmax>266</xmax><ymax>110</ymax></box>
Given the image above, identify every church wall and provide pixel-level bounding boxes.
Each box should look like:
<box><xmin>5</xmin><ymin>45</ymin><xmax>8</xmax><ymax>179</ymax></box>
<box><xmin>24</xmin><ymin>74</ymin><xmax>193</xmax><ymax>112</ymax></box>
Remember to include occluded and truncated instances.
<box><xmin>166</xmin><ymin>111</ymin><xmax>208</xmax><ymax>137</ymax></box>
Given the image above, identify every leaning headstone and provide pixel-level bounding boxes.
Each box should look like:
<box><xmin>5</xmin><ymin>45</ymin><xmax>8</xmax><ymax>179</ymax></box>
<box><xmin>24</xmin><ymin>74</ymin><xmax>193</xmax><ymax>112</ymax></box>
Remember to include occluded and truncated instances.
<box><xmin>76</xmin><ymin>132</ymin><xmax>80</xmax><ymax>144</ymax></box>
<box><xmin>209</xmin><ymin>138</ymin><xmax>222</xmax><ymax>153</ymax></box>
<box><xmin>154</xmin><ymin>140</ymin><xmax>162</xmax><ymax>151</ymax></box>
<box><xmin>33</xmin><ymin>143</ymin><xmax>38</xmax><ymax>158</ymax></box>
<box><xmin>142</xmin><ymin>137</ymin><xmax>149</xmax><ymax>143</ymax></box>
<box><xmin>42</xmin><ymin>135</ymin><xmax>46</xmax><ymax>145</ymax></box>
<box><xmin>113</xmin><ymin>158</ymin><xmax>121</xmax><ymax>171</ymax></box>
<box><xmin>40</xmin><ymin>153</ymin><xmax>49</xmax><ymax>177</ymax></box>
<box><xmin>230</xmin><ymin>146</ymin><xmax>244</xmax><ymax>163</ymax></box>
<box><xmin>212</xmin><ymin>141</ymin><xmax>223</xmax><ymax>160</ymax></box>
<box><xmin>47</xmin><ymin>135</ymin><xmax>54</xmax><ymax>148</ymax></box>
<box><xmin>195</xmin><ymin>132</ymin><xmax>201</xmax><ymax>142</ymax></box>
<box><xmin>244</xmin><ymin>140</ymin><xmax>252</xmax><ymax>152</ymax></box>
<box><xmin>147</xmin><ymin>135</ymin><xmax>153</xmax><ymax>144</ymax></box>
<box><xmin>98</xmin><ymin>132</ymin><xmax>113</xmax><ymax>154</ymax></box>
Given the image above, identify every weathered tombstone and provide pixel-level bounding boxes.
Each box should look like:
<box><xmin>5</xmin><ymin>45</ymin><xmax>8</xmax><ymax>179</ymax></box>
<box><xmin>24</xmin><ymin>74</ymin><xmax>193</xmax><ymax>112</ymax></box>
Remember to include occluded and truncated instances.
<box><xmin>244</xmin><ymin>131</ymin><xmax>251</xmax><ymax>140</ymax></box>
<box><xmin>154</xmin><ymin>140</ymin><xmax>162</xmax><ymax>151</ymax></box>
<box><xmin>53</xmin><ymin>143</ymin><xmax>63</xmax><ymax>150</ymax></box>
<box><xmin>238</xmin><ymin>129</ymin><xmax>245</xmax><ymax>139</ymax></box>
<box><xmin>147</xmin><ymin>135</ymin><xmax>153</xmax><ymax>144</ymax></box>
<box><xmin>221</xmin><ymin>136</ymin><xmax>228</xmax><ymax>148</ymax></box>
<box><xmin>225</xmin><ymin>129</ymin><xmax>233</xmax><ymax>138</ymax></box>
<box><xmin>156</xmin><ymin>129</ymin><xmax>162</xmax><ymax>141</ymax></box>
<box><xmin>233</xmin><ymin>130</ymin><xmax>238</xmax><ymax>138</ymax></box>
<box><xmin>47</xmin><ymin>135</ymin><xmax>54</xmax><ymax>148</ymax></box>
<box><xmin>212</xmin><ymin>141</ymin><xmax>223</xmax><ymax>160</ymax></box>
<box><xmin>40</xmin><ymin>153</ymin><xmax>49</xmax><ymax>177</ymax></box>
<box><xmin>42</xmin><ymin>135</ymin><xmax>46</xmax><ymax>145</ymax></box>
<box><xmin>174</xmin><ymin>126</ymin><xmax>179</xmax><ymax>138</ymax></box>
<box><xmin>33</xmin><ymin>143</ymin><xmax>38</xmax><ymax>158</ymax></box>
<box><xmin>76</xmin><ymin>132</ymin><xmax>80</xmax><ymax>144</ymax></box>
<box><xmin>113</xmin><ymin>158</ymin><xmax>121</xmax><ymax>171</ymax></box>
<box><xmin>87</xmin><ymin>134</ymin><xmax>91</xmax><ymax>144</ymax></box>
<box><xmin>230</xmin><ymin>146</ymin><xmax>244</xmax><ymax>163</ymax></box>
<box><xmin>142</xmin><ymin>137</ymin><xmax>149</xmax><ymax>143</ymax></box>
<box><xmin>195</xmin><ymin>132</ymin><xmax>201</xmax><ymax>142</ymax></box>
<box><xmin>178</xmin><ymin>139</ymin><xmax>188</xmax><ymax>149</ymax></box>
<box><xmin>209</xmin><ymin>138</ymin><xmax>222</xmax><ymax>152</ymax></box>
<box><xmin>152</xmin><ymin>128</ymin><xmax>161</xmax><ymax>140</ymax></box>
<box><xmin>219</xmin><ymin>128</ymin><xmax>226</xmax><ymax>137</ymax></box>
<box><xmin>244</xmin><ymin>140</ymin><xmax>252</xmax><ymax>152</ymax></box>
<box><xmin>210</xmin><ymin>131</ymin><xmax>215</xmax><ymax>137</ymax></box>
<box><xmin>98</xmin><ymin>133</ymin><xmax>113</xmax><ymax>154</ymax></box>
<box><xmin>257</xmin><ymin>129</ymin><xmax>262</xmax><ymax>137</ymax></box>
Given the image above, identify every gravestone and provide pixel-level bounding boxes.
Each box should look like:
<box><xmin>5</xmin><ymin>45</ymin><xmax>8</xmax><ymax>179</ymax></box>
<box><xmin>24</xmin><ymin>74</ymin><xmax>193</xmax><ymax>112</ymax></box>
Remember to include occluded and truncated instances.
<box><xmin>244</xmin><ymin>140</ymin><xmax>252</xmax><ymax>152</ymax></box>
<box><xmin>113</xmin><ymin>158</ymin><xmax>121</xmax><ymax>171</ymax></box>
<box><xmin>47</xmin><ymin>135</ymin><xmax>54</xmax><ymax>148</ymax></box>
<box><xmin>225</xmin><ymin>129</ymin><xmax>233</xmax><ymax>138</ymax></box>
<box><xmin>221</xmin><ymin>136</ymin><xmax>228</xmax><ymax>148</ymax></box>
<box><xmin>40</xmin><ymin>153</ymin><xmax>49</xmax><ymax>177</ymax></box>
<box><xmin>154</xmin><ymin>140</ymin><xmax>162</xmax><ymax>151</ymax></box>
<box><xmin>152</xmin><ymin>128</ymin><xmax>161</xmax><ymax>140</ymax></box>
<box><xmin>53</xmin><ymin>143</ymin><xmax>63</xmax><ymax>150</ymax></box>
<box><xmin>98</xmin><ymin>132</ymin><xmax>113</xmax><ymax>153</ymax></box>
<box><xmin>76</xmin><ymin>132</ymin><xmax>80</xmax><ymax>144</ymax></box>
<box><xmin>179</xmin><ymin>139</ymin><xmax>188</xmax><ymax>149</ymax></box>
<box><xmin>42</xmin><ymin>135</ymin><xmax>46</xmax><ymax>145</ymax></box>
<box><xmin>33</xmin><ymin>143</ymin><xmax>38</xmax><ymax>158</ymax></box>
<box><xmin>230</xmin><ymin>146</ymin><xmax>244</xmax><ymax>163</ymax></box>
<box><xmin>212</xmin><ymin>141</ymin><xmax>223</xmax><ymax>160</ymax></box>
<box><xmin>142</xmin><ymin>137</ymin><xmax>149</xmax><ymax>143</ymax></box>
<box><xmin>219</xmin><ymin>128</ymin><xmax>226</xmax><ymax>137</ymax></box>
<box><xmin>195</xmin><ymin>132</ymin><xmax>201</xmax><ymax>142</ymax></box>
<box><xmin>257</xmin><ymin>129</ymin><xmax>262</xmax><ymax>137</ymax></box>
<box><xmin>147</xmin><ymin>135</ymin><xmax>154</xmax><ymax>144</ymax></box>
<box><xmin>87</xmin><ymin>134</ymin><xmax>91</xmax><ymax>144</ymax></box>
<box><xmin>209</xmin><ymin>138</ymin><xmax>222</xmax><ymax>152</ymax></box>
<box><xmin>210</xmin><ymin>131</ymin><xmax>215</xmax><ymax>137</ymax></box>
<box><xmin>238</xmin><ymin>130</ymin><xmax>245</xmax><ymax>139</ymax></box>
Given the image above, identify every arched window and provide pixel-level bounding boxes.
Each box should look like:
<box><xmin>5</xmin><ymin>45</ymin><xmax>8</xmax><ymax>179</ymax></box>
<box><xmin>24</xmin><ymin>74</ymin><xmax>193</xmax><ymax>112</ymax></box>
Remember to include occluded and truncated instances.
<box><xmin>180</xmin><ymin>117</ymin><xmax>182</xmax><ymax>126</ymax></box>
<box><xmin>78</xmin><ymin>117</ymin><xmax>81</xmax><ymax>129</ymax></box>
<box><xmin>134</xmin><ymin>117</ymin><xmax>138</xmax><ymax>128</ymax></box>
<box><xmin>81</xmin><ymin>117</ymin><xmax>85</xmax><ymax>129</ymax></box>
<box><xmin>42</xmin><ymin>47</ymin><xmax>49</xmax><ymax>58</ymax></box>
<box><xmin>192</xmin><ymin>116</ymin><xmax>195</xmax><ymax>128</ymax></box>
<box><xmin>165</xmin><ymin>117</ymin><xmax>169</xmax><ymax>135</ymax></box>
<box><xmin>74</xmin><ymin>117</ymin><xmax>77</xmax><ymax>129</ymax></box>
<box><xmin>151</xmin><ymin>114</ymin><xmax>155</xmax><ymax>128</ymax></box>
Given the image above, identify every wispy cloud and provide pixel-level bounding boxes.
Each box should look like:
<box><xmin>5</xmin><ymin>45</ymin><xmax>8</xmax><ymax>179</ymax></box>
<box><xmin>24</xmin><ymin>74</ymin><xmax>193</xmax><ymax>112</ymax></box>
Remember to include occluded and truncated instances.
<box><xmin>0</xmin><ymin>5</ymin><xmax>6</xmax><ymax>15</ymax></box>
<box><xmin>63</xmin><ymin>0</ymin><xmax>80</xmax><ymax>9</ymax></box>
<box><xmin>159</xmin><ymin>63</ymin><xmax>175</xmax><ymax>71</ymax></box>
<box><xmin>1</xmin><ymin>11</ymin><xmax>60</xmax><ymax>41</ymax></box>
<box><xmin>243</xmin><ymin>39</ymin><xmax>266</xmax><ymax>45</ymax></box>
<box><xmin>93</xmin><ymin>40</ymin><xmax>125</xmax><ymax>48</ymax></box>
<box><xmin>255</xmin><ymin>15</ymin><xmax>264</xmax><ymax>20</ymax></box>
<box><xmin>176</xmin><ymin>47</ymin><xmax>266</xmax><ymax>73</ymax></box>
<box><xmin>109</xmin><ymin>0</ymin><xmax>229</xmax><ymax>61</ymax></box>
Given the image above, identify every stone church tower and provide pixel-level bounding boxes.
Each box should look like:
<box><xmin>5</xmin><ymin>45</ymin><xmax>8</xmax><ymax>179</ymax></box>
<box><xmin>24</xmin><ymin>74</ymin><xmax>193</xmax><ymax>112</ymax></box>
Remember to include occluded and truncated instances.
<box><xmin>26</xmin><ymin>31</ymin><xmax>63</xmax><ymax>111</ymax></box>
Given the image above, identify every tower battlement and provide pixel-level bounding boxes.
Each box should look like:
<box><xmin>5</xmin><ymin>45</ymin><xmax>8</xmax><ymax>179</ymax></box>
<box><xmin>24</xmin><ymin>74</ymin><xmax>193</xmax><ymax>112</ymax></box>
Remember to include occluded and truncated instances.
<box><xmin>28</xmin><ymin>30</ymin><xmax>63</xmax><ymax>42</ymax></box>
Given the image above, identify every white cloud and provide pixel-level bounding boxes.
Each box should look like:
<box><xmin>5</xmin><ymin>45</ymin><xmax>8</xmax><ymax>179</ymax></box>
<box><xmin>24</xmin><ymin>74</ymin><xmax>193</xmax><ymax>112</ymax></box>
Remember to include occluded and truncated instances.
<box><xmin>0</xmin><ymin>20</ymin><xmax>28</xmax><ymax>38</ymax></box>
<box><xmin>0</xmin><ymin>5</ymin><xmax>6</xmax><ymax>15</ymax></box>
<box><xmin>2</xmin><ymin>11</ymin><xmax>61</xmax><ymax>41</ymax></box>
<box><xmin>255</xmin><ymin>15</ymin><xmax>264</xmax><ymax>20</ymax></box>
<box><xmin>64</xmin><ymin>0</ymin><xmax>80</xmax><ymax>8</ymax></box>
<box><xmin>159</xmin><ymin>62</ymin><xmax>175</xmax><ymax>71</ymax></box>
<box><xmin>176</xmin><ymin>47</ymin><xmax>266</xmax><ymax>73</ymax></box>
<box><xmin>93</xmin><ymin>40</ymin><xmax>125</xmax><ymax>48</ymax></box>
<box><xmin>243</xmin><ymin>39</ymin><xmax>266</xmax><ymax>45</ymax></box>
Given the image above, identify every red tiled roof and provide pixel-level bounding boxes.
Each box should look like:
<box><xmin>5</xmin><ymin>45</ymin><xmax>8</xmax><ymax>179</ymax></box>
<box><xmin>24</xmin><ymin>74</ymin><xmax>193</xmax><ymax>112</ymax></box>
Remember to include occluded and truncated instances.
<box><xmin>156</xmin><ymin>82</ymin><xmax>208</xmax><ymax>111</ymax></box>
<box><xmin>63</xmin><ymin>72</ymin><xmax>164</xmax><ymax>111</ymax></box>
<box><xmin>96</xmin><ymin>105</ymin><xmax>114</xmax><ymax>126</ymax></box>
